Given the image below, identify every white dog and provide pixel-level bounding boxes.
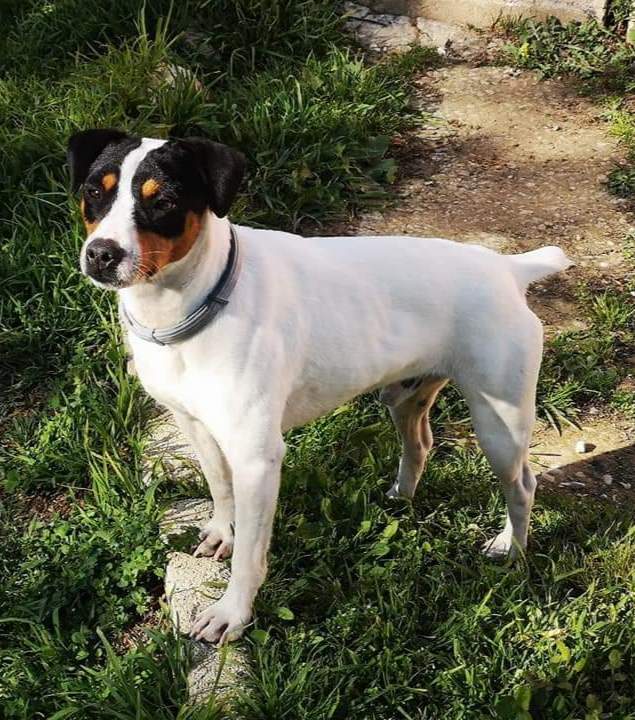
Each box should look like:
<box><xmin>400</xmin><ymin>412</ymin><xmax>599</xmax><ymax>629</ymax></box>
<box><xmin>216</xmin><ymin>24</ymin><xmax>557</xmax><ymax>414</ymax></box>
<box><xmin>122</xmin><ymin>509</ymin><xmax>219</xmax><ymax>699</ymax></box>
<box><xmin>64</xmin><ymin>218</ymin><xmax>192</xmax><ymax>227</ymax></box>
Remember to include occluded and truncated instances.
<box><xmin>68</xmin><ymin>130</ymin><xmax>571</xmax><ymax>644</ymax></box>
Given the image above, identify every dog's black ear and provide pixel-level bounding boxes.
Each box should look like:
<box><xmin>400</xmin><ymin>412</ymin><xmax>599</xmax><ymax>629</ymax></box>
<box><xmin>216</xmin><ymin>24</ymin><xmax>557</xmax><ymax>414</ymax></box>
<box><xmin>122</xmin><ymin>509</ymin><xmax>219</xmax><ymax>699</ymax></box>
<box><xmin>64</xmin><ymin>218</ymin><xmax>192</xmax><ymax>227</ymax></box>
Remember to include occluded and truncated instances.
<box><xmin>179</xmin><ymin>138</ymin><xmax>246</xmax><ymax>218</ymax></box>
<box><xmin>67</xmin><ymin>129</ymin><xmax>129</xmax><ymax>191</ymax></box>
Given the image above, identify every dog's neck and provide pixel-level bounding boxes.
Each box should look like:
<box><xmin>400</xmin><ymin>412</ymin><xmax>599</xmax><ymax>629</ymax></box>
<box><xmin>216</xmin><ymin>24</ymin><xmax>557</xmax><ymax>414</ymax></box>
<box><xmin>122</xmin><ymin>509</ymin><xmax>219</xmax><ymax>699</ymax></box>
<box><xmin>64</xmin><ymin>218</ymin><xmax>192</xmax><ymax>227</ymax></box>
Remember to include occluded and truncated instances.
<box><xmin>118</xmin><ymin>213</ymin><xmax>232</xmax><ymax>330</ymax></box>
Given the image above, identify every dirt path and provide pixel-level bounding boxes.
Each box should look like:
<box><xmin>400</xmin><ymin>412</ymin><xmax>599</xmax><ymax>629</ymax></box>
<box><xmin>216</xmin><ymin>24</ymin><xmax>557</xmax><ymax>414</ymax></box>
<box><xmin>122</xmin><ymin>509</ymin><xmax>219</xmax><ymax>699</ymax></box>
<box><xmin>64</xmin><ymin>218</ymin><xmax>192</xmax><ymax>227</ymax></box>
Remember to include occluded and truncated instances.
<box><xmin>333</xmin><ymin>63</ymin><xmax>635</xmax><ymax>497</ymax></box>
<box><xmin>336</xmin><ymin>65</ymin><xmax>632</xmax><ymax>327</ymax></box>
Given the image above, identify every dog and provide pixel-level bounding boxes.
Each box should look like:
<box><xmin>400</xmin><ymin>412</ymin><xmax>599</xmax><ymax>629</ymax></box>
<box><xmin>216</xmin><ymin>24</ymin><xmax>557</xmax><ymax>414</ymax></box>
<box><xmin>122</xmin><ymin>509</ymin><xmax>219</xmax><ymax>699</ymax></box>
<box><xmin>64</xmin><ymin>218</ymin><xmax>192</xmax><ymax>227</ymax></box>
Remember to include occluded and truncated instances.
<box><xmin>68</xmin><ymin>129</ymin><xmax>571</xmax><ymax>644</ymax></box>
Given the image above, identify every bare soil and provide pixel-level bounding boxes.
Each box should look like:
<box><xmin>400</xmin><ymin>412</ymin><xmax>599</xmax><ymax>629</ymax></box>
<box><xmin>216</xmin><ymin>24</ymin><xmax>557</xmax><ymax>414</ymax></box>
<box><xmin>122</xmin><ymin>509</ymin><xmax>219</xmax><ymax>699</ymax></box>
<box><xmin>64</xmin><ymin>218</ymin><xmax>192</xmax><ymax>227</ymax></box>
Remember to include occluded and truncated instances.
<box><xmin>331</xmin><ymin>62</ymin><xmax>635</xmax><ymax>498</ymax></box>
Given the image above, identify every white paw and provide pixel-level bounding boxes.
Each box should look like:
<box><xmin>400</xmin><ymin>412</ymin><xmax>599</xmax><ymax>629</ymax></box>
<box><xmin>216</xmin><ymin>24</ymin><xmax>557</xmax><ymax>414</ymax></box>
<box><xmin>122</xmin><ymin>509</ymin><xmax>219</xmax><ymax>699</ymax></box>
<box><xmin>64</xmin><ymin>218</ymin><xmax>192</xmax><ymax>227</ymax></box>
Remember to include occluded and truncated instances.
<box><xmin>193</xmin><ymin>519</ymin><xmax>234</xmax><ymax>560</ymax></box>
<box><xmin>189</xmin><ymin>597</ymin><xmax>252</xmax><ymax>644</ymax></box>
<box><xmin>482</xmin><ymin>532</ymin><xmax>520</xmax><ymax>560</ymax></box>
<box><xmin>386</xmin><ymin>482</ymin><xmax>413</xmax><ymax>500</ymax></box>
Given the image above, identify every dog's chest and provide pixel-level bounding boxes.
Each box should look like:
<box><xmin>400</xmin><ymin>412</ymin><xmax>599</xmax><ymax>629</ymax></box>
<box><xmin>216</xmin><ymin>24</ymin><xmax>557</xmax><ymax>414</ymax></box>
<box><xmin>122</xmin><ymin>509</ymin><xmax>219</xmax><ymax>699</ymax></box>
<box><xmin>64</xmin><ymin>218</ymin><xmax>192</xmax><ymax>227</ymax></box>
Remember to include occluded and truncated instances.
<box><xmin>129</xmin><ymin>338</ymin><xmax>191</xmax><ymax>412</ymax></box>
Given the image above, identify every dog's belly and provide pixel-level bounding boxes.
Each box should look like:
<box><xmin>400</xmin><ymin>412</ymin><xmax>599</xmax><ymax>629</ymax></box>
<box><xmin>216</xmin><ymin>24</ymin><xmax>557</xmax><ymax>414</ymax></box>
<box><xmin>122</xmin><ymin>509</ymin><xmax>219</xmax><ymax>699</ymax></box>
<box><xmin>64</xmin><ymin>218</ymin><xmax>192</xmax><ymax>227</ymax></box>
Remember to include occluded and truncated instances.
<box><xmin>282</xmin><ymin>385</ymin><xmax>375</xmax><ymax>430</ymax></box>
<box><xmin>281</xmin><ymin>358</ymin><xmax>426</xmax><ymax>431</ymax></box>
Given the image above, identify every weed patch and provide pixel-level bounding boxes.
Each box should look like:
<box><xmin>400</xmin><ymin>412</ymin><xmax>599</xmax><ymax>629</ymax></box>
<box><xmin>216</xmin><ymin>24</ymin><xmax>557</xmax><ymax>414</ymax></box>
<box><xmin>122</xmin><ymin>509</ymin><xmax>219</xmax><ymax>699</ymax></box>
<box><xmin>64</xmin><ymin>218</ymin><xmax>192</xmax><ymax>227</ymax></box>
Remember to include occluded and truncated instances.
<box><xmin>537</xmin><ymin>288</ymin><xmax>635</xmax><ymax>429</ymax></box>
<box><xmin>501</xmin><ymin>16</ymin><xmax>635</xmax><ymax>89</ymax></box>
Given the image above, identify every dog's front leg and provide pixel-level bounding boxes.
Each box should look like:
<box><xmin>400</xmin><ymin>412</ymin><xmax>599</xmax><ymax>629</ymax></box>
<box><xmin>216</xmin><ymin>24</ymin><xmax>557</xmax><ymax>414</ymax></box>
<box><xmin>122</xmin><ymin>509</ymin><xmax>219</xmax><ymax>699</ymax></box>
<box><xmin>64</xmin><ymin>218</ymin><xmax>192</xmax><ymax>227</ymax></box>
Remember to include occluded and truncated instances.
<box><xmin>171</xmin><ymin>411</ymin><xmax>235</xmax><ymax>560</ymax></box>
<box><xmin>190</xmin><ymin>433</ymin><xmax>285</xmax><ymax>644</ymax></box>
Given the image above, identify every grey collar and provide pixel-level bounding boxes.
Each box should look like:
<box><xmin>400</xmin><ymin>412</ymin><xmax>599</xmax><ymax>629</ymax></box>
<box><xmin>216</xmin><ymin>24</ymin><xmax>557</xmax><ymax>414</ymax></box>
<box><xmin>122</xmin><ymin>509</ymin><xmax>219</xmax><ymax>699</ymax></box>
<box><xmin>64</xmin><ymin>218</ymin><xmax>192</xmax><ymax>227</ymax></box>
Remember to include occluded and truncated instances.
<box><xmin>120</xmin><ymin>226</ymin><xmax>242</xmax><ymax>346</ymax></box>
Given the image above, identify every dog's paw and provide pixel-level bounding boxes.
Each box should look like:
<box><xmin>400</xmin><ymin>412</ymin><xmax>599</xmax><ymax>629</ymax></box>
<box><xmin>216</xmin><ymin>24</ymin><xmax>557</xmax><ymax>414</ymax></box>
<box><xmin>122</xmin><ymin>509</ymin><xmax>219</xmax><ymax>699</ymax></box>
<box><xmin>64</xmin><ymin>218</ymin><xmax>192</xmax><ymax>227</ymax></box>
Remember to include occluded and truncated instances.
<box><xmin>193</xmin><ymin>520</ymin><xmax>234</xmax><ymax>560</ymax></box>
<box><xmin>190</xmin><ymin>598</ymin><xmax>251</xmax><ymax>644</ymax></box>
<box><xmin>386</xmin><ymin>482</ymin><xmax>413</xmax><ymax>500</ymax></box>
<box><xmin>482</xmin><ymin>532</ymin><xmax>520</xmax><ymax>560</ymax></box>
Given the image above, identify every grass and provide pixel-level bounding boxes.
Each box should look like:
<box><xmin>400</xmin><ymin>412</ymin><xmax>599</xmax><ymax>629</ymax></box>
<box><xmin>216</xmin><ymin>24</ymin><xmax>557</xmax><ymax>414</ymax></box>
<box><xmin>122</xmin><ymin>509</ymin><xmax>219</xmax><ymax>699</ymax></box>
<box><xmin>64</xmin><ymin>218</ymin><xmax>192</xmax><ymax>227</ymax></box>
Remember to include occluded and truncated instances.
<box><xmin>1</xmin><ymin>2</ymin><xmax>634</xmax><ymax>719</ymax></box>
<box><xmin>237</xmin><ymin>394</ymin><xmax>635</xmax><ymax>719</ymax></box>
<box><xmin>501</xmin><ymin>15</ymin><xmax>635</xmax><ymax>88</ymax></box>
<box><xmin>537</xmin><ymin>287</ymin><xmax>635</xmax><ymax>430</ymax></box>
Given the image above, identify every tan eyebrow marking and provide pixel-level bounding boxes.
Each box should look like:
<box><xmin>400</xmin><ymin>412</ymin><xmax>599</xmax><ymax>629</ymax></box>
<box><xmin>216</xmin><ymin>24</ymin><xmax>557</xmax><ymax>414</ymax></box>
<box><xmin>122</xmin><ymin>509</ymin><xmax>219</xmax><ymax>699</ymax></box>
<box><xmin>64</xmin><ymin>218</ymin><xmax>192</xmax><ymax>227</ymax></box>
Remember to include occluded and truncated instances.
<box><xmin>102</xmin><ymin>173</ymin><xmax>117</xmax><ymax>192</ymax></box>
<box><xmin>141</xmin><ymin>178</ymin><xmax>161</xmax><ymax>199</ymax></box>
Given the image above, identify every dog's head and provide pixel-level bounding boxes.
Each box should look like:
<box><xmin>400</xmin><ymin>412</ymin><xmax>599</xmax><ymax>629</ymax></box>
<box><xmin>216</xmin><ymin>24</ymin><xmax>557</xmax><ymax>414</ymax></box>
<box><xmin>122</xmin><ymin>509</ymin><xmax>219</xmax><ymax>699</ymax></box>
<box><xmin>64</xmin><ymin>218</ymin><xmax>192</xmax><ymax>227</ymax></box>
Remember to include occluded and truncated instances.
<box><xmin>67</xmin><ymin>130</ymin><xmax>245</xmax><ymax>289</ymax></box>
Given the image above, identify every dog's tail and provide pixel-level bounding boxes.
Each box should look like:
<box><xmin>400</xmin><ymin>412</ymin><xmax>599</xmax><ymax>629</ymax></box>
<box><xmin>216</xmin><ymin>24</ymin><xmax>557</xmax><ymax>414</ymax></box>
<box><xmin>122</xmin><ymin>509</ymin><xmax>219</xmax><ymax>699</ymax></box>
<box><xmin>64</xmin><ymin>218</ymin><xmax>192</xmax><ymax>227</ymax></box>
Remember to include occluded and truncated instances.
<box><xmin>508</xmin><ymin>246</ymin><xmax>572</xmax><ymax>291</ymax></box>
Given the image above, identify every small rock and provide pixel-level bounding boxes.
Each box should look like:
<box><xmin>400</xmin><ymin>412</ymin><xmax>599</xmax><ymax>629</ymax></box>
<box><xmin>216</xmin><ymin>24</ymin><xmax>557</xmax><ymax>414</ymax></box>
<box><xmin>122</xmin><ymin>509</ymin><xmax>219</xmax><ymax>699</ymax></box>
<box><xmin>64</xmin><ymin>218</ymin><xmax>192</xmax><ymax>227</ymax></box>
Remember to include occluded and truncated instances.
<box><xmin>575</xmin><ymin>440</ymin><xmax>594</xmax><ymax>454</ymax></box>
<box><xmin>620</xmin><ymin>482</ymin><xmax>632</xmax><ymax>490</ymax></box>
<box><xmin>344</xmin><ymin>4</ymin><xmax>418</xmax><ymax>52</ymax></box>
<box><xmin>575</xmin><ymin>471</ymin><xmax>587</xmax><ymax>478</ymax></box>
<box><xmin>602</xmin><ymin>474</ymin><xmax>613</xmax><ymax>485</ymax></box>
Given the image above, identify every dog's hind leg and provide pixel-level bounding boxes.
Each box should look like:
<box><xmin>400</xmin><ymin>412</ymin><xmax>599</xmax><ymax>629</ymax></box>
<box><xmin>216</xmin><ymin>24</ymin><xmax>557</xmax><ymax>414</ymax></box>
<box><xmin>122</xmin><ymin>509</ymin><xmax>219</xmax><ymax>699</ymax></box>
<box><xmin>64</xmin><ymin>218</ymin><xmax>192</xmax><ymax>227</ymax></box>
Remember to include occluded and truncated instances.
<box><xmin>384</xmin><ymin>377</ymin><xmax>448</xmax><ymax>499</ymax></box>
<box><xmin>459</xmin><ymin>314</ymin><xmax>542</xmax><ymax>559</ymax></box>
<box><xmin>467</xmin><ymin>392</ymin><xmax>537</xmax><ymax>559</ymax></box>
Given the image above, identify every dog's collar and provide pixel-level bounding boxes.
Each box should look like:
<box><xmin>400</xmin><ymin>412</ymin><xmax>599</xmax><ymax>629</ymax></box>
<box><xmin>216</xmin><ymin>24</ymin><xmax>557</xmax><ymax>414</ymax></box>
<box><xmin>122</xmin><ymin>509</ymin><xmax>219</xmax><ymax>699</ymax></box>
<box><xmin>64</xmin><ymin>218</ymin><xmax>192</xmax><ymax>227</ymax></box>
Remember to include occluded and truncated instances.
<box><xmin>120</xmin><ymin>225</ymin><xmax>242</xmax><ymax>346</ymax></box>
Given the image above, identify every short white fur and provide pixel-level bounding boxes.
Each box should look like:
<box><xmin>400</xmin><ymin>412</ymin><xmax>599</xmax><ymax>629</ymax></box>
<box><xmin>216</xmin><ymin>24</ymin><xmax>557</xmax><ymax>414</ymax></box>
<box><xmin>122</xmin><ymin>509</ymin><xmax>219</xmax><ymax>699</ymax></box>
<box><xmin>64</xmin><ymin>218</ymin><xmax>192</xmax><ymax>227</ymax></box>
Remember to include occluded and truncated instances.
<box><xmin>85</xmin><ymin>138</ymin><xmax>572</xmax><ymax>644</ymax></box>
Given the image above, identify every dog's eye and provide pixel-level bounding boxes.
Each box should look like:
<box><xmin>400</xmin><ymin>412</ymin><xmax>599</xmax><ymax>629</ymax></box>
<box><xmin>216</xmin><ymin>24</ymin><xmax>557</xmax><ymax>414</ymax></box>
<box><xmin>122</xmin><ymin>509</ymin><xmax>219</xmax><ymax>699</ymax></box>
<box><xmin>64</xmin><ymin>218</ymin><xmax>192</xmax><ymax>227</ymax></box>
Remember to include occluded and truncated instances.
<box><xmin>86</xmin><ymin>187</ymin><xmax>101</xmax><ymax>200</ymax></box>
<box><xmin>155</xmin><ymin>199</ymin><xmax>177</xmax><ymax>212</ymax></box>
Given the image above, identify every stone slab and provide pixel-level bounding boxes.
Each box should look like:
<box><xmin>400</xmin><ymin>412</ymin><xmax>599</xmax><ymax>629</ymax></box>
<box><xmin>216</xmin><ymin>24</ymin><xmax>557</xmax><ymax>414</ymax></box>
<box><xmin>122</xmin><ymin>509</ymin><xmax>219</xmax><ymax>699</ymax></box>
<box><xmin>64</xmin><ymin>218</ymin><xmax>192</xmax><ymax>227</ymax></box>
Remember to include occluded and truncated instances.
<box><xmin>344</xmin><ymin>2</ymin><xmax>419</xmax><ymax>52</ymax></box>
<box><xmin>164</xmin><ymin>549</ymin><xmax>247</xmax><ymax>702</ymax></box>
<box><xmin>143</xmin><ymin>410</ymin><xmax>204</xmax><ymax>488</ymax></box>
<box><xmin>346</xmin><ymin>1</ymin><xmax>608</xmax><ymax>61</ymax></box>
<box><xmin>145</xmin><ymin>415</ymin><xmax>246</xmax><ymax>703</ymax></box>
<box><xmin>367</xmin><ymin>0</ymin><xmax>607</xmax><ymax>25</ymax></box>
<box><xmin>427</xmin><ymin>0</ymin><xmax>607</xmax><ymax>25</ymax></box>
<box><xmin>416</xmin><ymin>17</ymin><xmax>483</xmax><ymax>52</ymax></box>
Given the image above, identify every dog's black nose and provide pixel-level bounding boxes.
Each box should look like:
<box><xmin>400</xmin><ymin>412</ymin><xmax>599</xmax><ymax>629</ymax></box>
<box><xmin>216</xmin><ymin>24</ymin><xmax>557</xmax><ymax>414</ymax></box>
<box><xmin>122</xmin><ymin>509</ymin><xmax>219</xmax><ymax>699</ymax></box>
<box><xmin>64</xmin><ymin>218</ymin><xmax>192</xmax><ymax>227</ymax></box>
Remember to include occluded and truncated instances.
<box><xmin>85</xmin><ymin>238</ymin><xmax>124</xmax><ymax>279</ymax></box>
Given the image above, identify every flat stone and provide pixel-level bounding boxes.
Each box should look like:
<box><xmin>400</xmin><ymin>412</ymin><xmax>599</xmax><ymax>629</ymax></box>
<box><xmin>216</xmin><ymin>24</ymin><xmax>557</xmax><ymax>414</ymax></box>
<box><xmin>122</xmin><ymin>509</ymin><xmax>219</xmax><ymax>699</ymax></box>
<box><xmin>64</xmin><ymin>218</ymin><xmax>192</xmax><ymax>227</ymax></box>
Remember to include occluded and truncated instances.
<box><xmin>365</xmin><ymin>0</ymin><xmax>415</xmax><ymax>15</ymax></box>
<box><xmin>154</xmin><ymin>62</ymin><xmax>204</xmax><ymax>93</ymax></box>
<box><xmin>344</xmin><ymin>2</ymin><xmax>418</xmax><ymax>52</ymax></box>
<box><xmin>143</xmin><ymin>411</ymin><xmax>204</xmax><ymax>489</ymax></box>
<box><xmin>406</xmin><ymin>0</ymin><xmax>606</xmax><ymax>26</ymax></box>
<box><xmin>161</xmin><ymin>498</ymin><xmax>214</xmax><ymax>541</ymax></box>
<box><xmin>165</xmin><ymin>551</ymin><xmax>247</xmax><ymax>702</ymax></box>
<box><xmin>145</xmin><ymin>412</ymin><xmax>246</xmax><ymax>703</ymax></box>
